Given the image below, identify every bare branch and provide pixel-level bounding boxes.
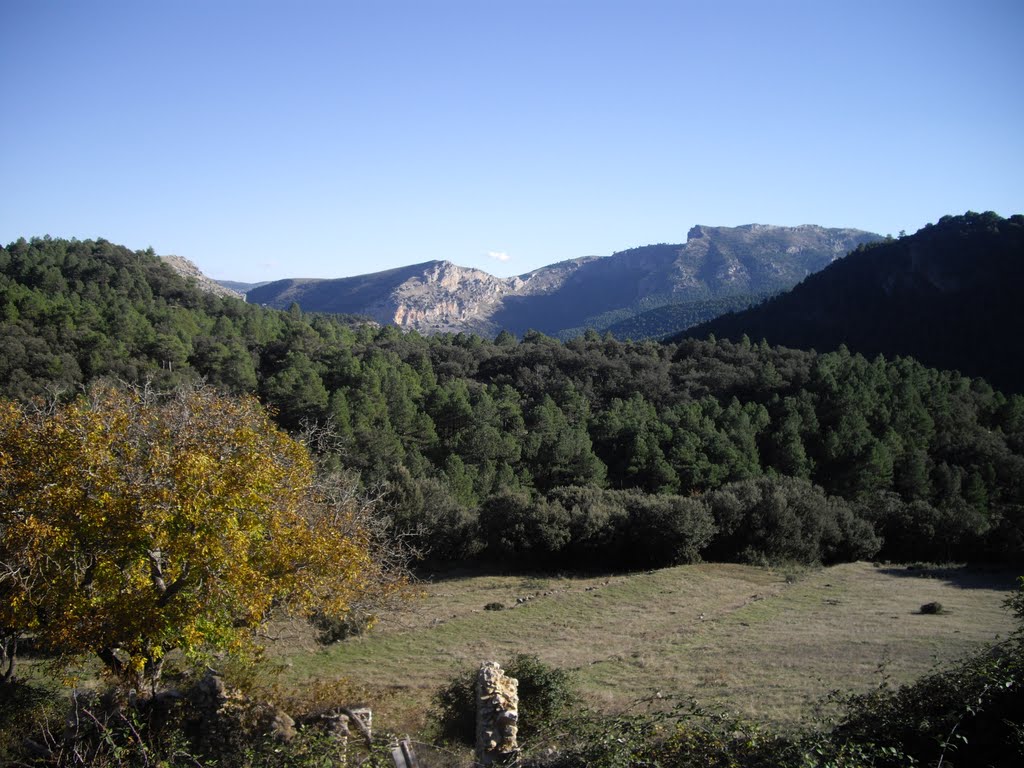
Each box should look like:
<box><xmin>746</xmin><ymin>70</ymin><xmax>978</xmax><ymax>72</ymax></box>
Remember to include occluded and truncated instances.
<box><xmin>147</xmin><ymin>549</ymin><xmax>167</xmax><ymax>595</ymax></box>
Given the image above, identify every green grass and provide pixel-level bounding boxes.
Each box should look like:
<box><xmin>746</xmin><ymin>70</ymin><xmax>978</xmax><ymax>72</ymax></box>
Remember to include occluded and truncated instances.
<box><xmin>268</xmin><ymin>562</ymin><xmax>1019</xmax><ymax>734</ymax></box>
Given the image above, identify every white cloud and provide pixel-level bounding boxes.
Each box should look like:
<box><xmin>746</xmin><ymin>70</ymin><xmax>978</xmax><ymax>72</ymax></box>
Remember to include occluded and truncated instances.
<box><xmin>488</xmin><ymin>250</ymin><xmax>511</xmax><ymax>263</ymax></box>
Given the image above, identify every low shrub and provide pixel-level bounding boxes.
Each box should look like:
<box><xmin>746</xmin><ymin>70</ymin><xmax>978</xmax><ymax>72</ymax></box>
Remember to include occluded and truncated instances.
<box><xmin>309</xmin><ymin>609</ymin><xmax>375</xmax><ymax>644</ymax></box>
<box><xmin>0</xmin><ymin>673</ymin><xmax>392</xmax><ymax>768</ymax></box>
<box><xmin>0</xmin><ymin>680</ymin><xmax>65</xmax><ymax>766</ymax></box>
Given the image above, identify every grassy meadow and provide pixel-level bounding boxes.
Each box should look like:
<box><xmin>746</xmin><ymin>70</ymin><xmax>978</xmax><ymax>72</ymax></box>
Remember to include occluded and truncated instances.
<box><xmin>269</xmin><ymin>561</ymin><xmax>1019</xmax><ymax>736</ymax></box>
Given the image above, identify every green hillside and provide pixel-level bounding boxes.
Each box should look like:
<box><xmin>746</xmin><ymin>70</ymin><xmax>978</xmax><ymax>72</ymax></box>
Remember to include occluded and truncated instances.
<box><xmin>2</xmin><ymin>230</ymin><xmax>1024</xmax><ymax>768</ymax></box>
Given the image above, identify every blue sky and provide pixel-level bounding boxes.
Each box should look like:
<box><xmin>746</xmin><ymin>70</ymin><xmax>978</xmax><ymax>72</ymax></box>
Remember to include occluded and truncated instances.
<box><xmin>2</xmin><ymin>0</ymin><xmax>1022</xmax><ymax>282</ymax></box>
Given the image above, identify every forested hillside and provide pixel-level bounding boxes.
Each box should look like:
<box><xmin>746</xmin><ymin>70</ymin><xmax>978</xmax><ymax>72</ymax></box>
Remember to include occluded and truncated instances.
<box><xmin>687</xmin><ymin>211</ymin><xmax>1024</xmax><ymax>393</ymax></box>
<box><xmin>596</xmin><ymin>290</ymin><xmax>776</xmax><ymax>341</ymax></box>
<box><xmin>3</xmin><ymin>234</ymin><xmax>1023</xmax><ymax>569</ymax></box>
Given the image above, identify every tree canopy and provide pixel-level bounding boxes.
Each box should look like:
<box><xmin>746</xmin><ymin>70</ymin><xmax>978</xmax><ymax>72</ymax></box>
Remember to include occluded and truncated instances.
<box><xmin>2</xmin><ymin>227</ymin><xmax>1023</xmax><ymax>570</ymax></box>
<box><xmin>0</xmin><ymin>384</ymin><xmax>407</xmax><ymax>691</ymax></box>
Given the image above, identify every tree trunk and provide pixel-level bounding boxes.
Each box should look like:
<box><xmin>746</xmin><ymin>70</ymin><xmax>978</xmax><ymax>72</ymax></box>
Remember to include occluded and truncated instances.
<box><xmin>97</xmin><ymin>646</ymin><xmax>127</xmax><ymax>681</ymax></box>
<box><xmin>0</xmin><ymin>635</ymin><xmax>17</xmax><ymax>684</ymax></box>
<box><xmin>97</xmin><ymin>646</ymin><xmax>166</xmax><ymax>695</ymax></box>
<box><xmin>143</xmin><ymin>655</ymin><xmax>165</xmax><ymax>696</ymax></box>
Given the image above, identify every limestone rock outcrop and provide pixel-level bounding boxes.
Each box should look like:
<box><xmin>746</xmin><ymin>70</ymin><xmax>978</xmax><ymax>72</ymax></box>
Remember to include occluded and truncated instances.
<box><xmin>161</xmin><ymin>255</ymin><xmax>244</xmax><ymax>300</ymax></box>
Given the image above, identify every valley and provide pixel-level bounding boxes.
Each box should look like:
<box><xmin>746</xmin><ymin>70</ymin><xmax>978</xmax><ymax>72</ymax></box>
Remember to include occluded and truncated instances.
<box><xmin>5</xmin><ymin>2</ymin><xmax>1020</xmax><ymax>762</ymax></box>
<box><xmin>2</xmin><ymin>214</ymin><xmax>1022</xmax><ymax>766</ymax></box>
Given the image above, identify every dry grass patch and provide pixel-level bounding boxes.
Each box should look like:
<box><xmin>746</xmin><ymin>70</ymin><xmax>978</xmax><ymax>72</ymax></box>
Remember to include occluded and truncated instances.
<box><xmin>634</xmin><ymin>562</ymin><xmax>1017</xmax><ymax>724</ymax></box>
<box><xmin>269</xmin><ymin>562</ymin><xmax>1018</xmax><ymax>735</ymax></box>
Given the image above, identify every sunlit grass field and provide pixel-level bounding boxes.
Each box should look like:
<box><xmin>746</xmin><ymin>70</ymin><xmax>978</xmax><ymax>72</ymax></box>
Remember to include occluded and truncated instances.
<box><xmin>268</xmin><ymin>561</ymin><xmax>1019</xmax><ymax>735</ymax></box>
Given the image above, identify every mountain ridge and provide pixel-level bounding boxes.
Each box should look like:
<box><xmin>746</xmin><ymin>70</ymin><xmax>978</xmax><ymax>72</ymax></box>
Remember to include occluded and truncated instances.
<box><xmin>245</xmin><ymin>224</ymin><xmax>881</xmax><ymax>337</ymax></box>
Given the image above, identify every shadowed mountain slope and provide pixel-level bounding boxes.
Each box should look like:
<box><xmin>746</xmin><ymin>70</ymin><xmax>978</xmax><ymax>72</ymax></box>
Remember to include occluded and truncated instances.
<box><xmin>684</xmin><ymin>212</ymin><xmax>1024</xmax><ymax>393</ymax></box>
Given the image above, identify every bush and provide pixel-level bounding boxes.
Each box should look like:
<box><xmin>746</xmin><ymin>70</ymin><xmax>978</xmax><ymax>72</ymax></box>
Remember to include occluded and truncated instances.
<box><xmin>703</xmin><ymin>476</ymin><xmax>880</xmax><ymax>564</ymax></box>
<box><xmin>506</xmin><ymin>653</ymin><xmax>576</xmax><ymax>742</ymax></box>
<box><xmin>831</xmin><ymin>644</ymin><xmax>1024</xmax><ymax>767</ymax></box>
<box><xmin>0</xmin><ymin>681</ymin><xmax>65</xmax><ymax>766</ymax></box>
<box><xmin>863</xmin><ymin>493</ymin><xmax>991</xmax><ymax>563</ymax></box>
<box><xmin>519</xmin><ymin>698</ymin><xmax>806</xmax><ymax>768</ymax></box>
<box><xmin>430</xmin><ymin>668</ymin><xmax>477</xmax><ymax>746</ymax></box>
<box><xmin>1</xmin><ymin>676</ymin><xmax>387</xmax><ymax>768</ymax></box>
<box><xmin>309</xmin><ymin>610</ymin><xmax>375</xmax><ymax>644</ymax></box>
<box><xmin>549</xmin><ymin>486</ymin><xmax>716</xmax><ymax>570</ymax></box>
<box><xmin>618</xmin><ymin>492</ymin><xmax>716</xmax><ymax>568</ymax></box>
<box><xmin>478</xmin><ymin>490</ymin><xmax>572</xmax><ymax>566</ymax></box>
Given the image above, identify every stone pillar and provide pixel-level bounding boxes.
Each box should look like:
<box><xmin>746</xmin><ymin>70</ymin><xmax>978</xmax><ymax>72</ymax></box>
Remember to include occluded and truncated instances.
<box><xmin>475</xmin><ymin>661</ymin><xmax>520</xmax><ymax>766</ymax></box>
<box><xmin>319</xmin><ymin>712</ymin><xmax>349</xmax><ymax>766</ymax></box>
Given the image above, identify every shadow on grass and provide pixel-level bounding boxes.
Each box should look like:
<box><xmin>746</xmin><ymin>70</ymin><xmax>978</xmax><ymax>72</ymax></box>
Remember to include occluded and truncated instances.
<box><xmin>414</xmin><ymin>563</ymin><xmax>623</xmax><ymax>585</ymax></box>
<box><xmin>875</xmin><ymin>563</ymin><xmax>1020</xmax><ymax>591</ymax></box>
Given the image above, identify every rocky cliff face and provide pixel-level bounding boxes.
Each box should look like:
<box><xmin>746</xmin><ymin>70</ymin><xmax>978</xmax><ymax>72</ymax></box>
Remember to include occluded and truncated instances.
<box><xmin>373</xmin><ymin>262</ymin><xmax>522</xmax><ymax>333</ymax></box>
<box><xmin>245</xmin><ymin>224</ymin><xmax>880</xmax><ymax>337</ymax></box>
<box><xmin>246</xmin><ymin>256</ymin><xmax>600</xmax><ymax>335</ymax></box>
<box><xmin>161</xmin><ymin>255</ymin><xmax>244</xmax><ymax>300</ymax></box>
<box><xmin>376</xmin><ymin>258</ymin><xmax>615</xmax><ymax>334</ymax></box>
<box><xmin>671</xmin><ymin>223</ymin><xmax>874</xmax><ymax>292</ymax></box>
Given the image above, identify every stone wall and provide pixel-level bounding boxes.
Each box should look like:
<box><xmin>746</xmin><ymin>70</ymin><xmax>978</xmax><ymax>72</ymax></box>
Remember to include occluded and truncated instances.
<box><xmin>475</xmin><ymin>661</ymin><xmax>520</xmax><ymax>766</ymax></box>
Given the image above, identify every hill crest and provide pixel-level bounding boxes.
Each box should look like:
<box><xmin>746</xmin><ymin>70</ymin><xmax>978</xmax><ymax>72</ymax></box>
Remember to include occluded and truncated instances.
<box><xmin>246</xmin><ymin>224</ymin><xmax>880</xmax><ymax>337</ymax></box>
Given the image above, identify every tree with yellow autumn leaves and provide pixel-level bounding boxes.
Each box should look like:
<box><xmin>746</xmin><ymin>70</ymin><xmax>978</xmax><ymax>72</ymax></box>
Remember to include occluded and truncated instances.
<box><xmin>0</xmin><ymin>384</ymin><xmax>409</xmax><ymax>693</ymax></box>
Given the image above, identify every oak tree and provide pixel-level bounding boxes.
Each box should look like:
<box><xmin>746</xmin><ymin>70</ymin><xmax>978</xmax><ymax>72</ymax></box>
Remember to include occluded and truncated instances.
<box><xmin>0</xmin><ymin>384</ymin><xmax>407</xmax><ymax>692</ymax></box>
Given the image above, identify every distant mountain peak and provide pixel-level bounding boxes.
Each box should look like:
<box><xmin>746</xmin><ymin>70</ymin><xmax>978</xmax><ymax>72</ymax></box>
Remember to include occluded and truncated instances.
<box><xmin>246</xmin><ymin>223</ymin><xmax>881</xmax><ymax>337</ymax></box>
